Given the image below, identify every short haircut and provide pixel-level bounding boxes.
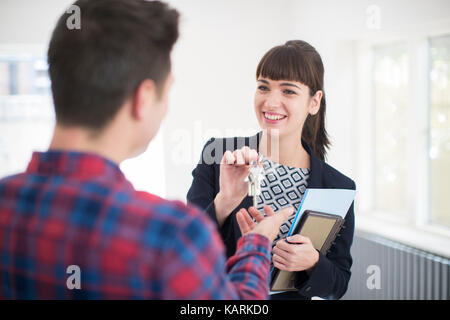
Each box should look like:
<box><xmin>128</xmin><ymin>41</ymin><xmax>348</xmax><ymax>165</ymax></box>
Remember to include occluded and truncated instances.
<box><xmin>48</xmin><ymin>0</ymin><xmax>179</xmax><ymax>130</ymax></box>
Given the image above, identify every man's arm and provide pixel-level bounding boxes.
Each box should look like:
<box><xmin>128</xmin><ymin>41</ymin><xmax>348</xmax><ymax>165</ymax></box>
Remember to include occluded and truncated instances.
<box><xmin>158</xmin><ymin>205</ymin><xmax>271</xmax><ymax>299</ymax></box>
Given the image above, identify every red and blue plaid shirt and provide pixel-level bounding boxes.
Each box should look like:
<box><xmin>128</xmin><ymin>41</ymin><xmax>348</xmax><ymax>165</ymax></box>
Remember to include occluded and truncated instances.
<box><xmin>0</xmin><ymin>150</ymin><xmax>271</xmax><ymax>299</ymax></box>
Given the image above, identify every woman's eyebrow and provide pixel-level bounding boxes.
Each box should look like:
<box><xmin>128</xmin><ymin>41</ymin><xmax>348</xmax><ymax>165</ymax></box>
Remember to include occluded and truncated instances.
<box><xmin>257</xmin><ymin>79</ymin><xmax>300</xmax><ymax>89</ymax></box>
<box><xmin>280</xmin><ymin>82</ymin><xmax>301</xmax><ymax>89</ymax></box>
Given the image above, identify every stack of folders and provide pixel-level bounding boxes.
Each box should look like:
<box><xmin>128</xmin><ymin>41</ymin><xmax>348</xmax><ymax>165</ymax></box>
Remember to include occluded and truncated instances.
<box><xmin>270</xmin><ymin>188</ymin><xmax>356</xmax><ymax>292</ymax></box>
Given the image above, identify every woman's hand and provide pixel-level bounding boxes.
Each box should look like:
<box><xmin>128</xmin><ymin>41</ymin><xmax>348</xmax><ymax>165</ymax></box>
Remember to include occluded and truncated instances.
<box><xmin>236</xmin><ymin>205</ymin><xmax>295</xmax><ymax>243</ymax></box>
<box><xmin>214</xmin><ymin>146</ymin><xmax>260</xmax><ymax>227</ymax></box>
<box><xmin>272</xmin><ymin>235</ymin><xmax>320</xmax><ymax>274</ymax></box>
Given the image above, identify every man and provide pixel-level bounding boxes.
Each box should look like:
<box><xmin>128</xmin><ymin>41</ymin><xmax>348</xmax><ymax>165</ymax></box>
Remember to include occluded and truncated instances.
<box><xmin>0</xmin><ymin>0</ymin><xmax>293</xmax><ymax>299</ymax></box>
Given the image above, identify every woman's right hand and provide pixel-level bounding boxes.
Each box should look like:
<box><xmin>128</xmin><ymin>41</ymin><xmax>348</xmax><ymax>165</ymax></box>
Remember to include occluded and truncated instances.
<box><xmin>236</xmin><ymin>205</ymin><xmax>295</xmax><ymax>242</ymax></box>
<box><xmin>214</xmin><ymin>146</ymin><xmax>260</xmax><ymax>227</ymax></box>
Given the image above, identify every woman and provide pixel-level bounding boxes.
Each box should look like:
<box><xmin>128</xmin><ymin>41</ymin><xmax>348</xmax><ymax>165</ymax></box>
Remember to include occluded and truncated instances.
<box><xmin>187</xmin><ymin>40</ymin><xmax>356</xmax><ymax>300</ymax></box>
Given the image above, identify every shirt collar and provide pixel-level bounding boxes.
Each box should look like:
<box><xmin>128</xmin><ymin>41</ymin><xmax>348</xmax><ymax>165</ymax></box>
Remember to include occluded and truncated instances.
<box><xmin>26</xmin><ymin>150</ymin><xmax>127</xmax><ymax>183</ymax></box>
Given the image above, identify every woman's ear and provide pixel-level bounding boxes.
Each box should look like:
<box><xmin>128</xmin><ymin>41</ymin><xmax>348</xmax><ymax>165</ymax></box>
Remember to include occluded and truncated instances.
<box><xmin>309</xmin><ymin>90</ymin><xmax>323</xmax><ymax>116</ymax></box>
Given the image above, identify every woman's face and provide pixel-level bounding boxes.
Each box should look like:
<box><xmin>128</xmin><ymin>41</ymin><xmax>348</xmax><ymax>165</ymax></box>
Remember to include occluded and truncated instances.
<box><xmin>254</xmin><ymin>77</ymin><xmax>322</xmax><ymax>139</ymax></box>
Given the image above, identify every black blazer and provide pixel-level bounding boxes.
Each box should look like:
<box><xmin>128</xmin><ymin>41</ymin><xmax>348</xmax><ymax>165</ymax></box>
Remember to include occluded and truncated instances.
<box><xmin>186</xmin><ymin>132</ymin><xmax>356</xmax><ymax>300</ymax></box>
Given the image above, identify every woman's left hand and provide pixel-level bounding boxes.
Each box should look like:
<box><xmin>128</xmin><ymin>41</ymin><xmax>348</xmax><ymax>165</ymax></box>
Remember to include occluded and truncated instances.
<box><xmin>272</xmin><ymin>235</ymin><xmax>320</xmax><ymax>273</ymax></box>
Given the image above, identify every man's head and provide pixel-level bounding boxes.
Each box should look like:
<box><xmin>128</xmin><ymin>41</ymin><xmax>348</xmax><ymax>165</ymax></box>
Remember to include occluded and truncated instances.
<box><xmin>48</xmin><ymin>0</ymin><xmax>179</xmax><ymax>157</ymax></box>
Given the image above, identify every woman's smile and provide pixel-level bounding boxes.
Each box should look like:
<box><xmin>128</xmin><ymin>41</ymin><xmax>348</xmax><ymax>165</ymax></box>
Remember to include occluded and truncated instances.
<box><xmin>263</xmin><ymin>111</ymin><xmax>287</xmax><ymax>124</ymax></box>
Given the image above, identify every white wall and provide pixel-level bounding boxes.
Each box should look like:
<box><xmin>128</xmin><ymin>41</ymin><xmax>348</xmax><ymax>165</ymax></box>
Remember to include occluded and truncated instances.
<box><xmin>163</xmin><ymin>0</ymin><xmax>296</xmax><ymax>200</ymax></box>
<box><xmin>0</xmin><ymin>0</ymin><xmax>73</xmax><ymax>44</ymax></box>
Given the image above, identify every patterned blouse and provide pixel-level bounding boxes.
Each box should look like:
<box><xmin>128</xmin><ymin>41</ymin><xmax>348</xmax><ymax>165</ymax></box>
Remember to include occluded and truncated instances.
<box><xmin>255</xmin><ymin>157</ymin><xmax>310</xmax><ymax>245</ymax></box>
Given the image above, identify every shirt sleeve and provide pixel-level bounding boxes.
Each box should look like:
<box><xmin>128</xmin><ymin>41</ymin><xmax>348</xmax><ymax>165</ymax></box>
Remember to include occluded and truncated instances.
<box><xmin>158</xmin><ymin>205</ymin><xmax>271</xmax><ymax>300</ymax></box>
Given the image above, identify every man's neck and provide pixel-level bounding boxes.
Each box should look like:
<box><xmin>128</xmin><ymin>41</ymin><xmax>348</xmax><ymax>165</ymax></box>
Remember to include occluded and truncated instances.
<box><xmin>48</xmin><ymin>124</ymin><xmax>130</xmax><ymax>164</ymax></box>
<box><xmin>259</xmin><ymin>130</ymin><xmax>310</xmax><ymax>169</ymax></box>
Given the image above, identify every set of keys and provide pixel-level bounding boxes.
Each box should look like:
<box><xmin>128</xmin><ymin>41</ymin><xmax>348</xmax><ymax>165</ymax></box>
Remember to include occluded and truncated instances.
<box><xmin>245</xmin><ymin>154</ymin><xmax>265</xmax><ymax>208</ymax></box>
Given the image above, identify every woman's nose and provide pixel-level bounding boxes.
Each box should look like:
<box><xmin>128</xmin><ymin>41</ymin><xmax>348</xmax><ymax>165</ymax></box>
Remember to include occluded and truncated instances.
<box><xmin>263</xmin><ymin>91</ymin><xmax>283</xmax><ymax>108</ymax></box>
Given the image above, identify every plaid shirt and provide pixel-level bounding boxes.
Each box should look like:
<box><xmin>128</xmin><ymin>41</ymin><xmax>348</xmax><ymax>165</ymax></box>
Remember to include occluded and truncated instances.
<box><xmin>0</xmin><ymin>151</ymin><xmax>271</xmax><ymax>299</ymax></box>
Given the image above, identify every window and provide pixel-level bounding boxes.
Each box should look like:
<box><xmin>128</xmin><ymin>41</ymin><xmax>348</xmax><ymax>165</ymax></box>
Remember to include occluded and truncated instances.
<box><xmin>429</xmin><ymin>35</ymin><xmax>450</xmax><ymax>228</ymax></box>
<box><xmin>356</xmin><ymin>34</ymin><xmax>450</xmax><ymax>257</ymax></box>
<box><xmin>373</xmin><ymin>44</ymin><xmax>409</xmax><ymax>217</ymax></box>
<box><xmin>371</xmin><ymin>36</ymin><xmax>450</xmax><ymax>229</ymax></box>
<box><xmin>0</xmin><ymin>54</ymin><xmax>54</xmax><ymax>178</ymax></box>
<box><xmin>0</xmin><ymin>55</ymin><xmax>50</xmax><ymax>95</ymax></box>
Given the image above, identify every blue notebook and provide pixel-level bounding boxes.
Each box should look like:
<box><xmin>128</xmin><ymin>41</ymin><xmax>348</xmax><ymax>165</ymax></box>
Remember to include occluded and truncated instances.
<box><xmin>287</xmin><ymin>188</ymin><xmax>356</xmax><ymax>238</ymax></box>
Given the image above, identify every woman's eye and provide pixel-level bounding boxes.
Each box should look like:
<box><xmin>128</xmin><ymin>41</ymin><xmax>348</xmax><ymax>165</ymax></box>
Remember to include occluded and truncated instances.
<box><xmin>258</xmin><ymin>85</ymin><xmax>269</xmax><ymax>91</ymax></box>
<box><xmin>283</xmin><ymin>89</ymin><xmax>296</xmax><ymax>95</ymax></box>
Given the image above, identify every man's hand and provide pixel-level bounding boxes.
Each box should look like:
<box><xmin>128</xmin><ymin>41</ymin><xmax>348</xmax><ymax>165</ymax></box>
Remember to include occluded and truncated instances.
<box><xmin>236</xmin><ymin>205</ymin><xmax>294</xmax><ymax>243</ymax></box>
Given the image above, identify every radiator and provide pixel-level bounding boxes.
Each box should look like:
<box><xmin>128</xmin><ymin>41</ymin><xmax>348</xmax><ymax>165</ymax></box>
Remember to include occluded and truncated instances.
<box><xmin>341</xmin><ymin>231</ymin><xmax>450</xmax><ymax>300</ymax></box>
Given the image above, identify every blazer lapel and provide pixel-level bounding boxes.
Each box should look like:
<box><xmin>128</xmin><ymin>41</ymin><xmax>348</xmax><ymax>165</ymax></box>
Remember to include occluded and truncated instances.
<box><xmin>301</xmin><ymin>138</ymin><xmax>323</xmax><ymax>188</ymax></box>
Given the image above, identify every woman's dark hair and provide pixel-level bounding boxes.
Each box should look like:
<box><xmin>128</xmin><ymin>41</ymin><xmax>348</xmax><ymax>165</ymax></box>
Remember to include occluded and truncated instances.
<box><xmin>48</xmin><ymin>0</ymin><xmax>179</xmax><ymax>130</ymax></box>
<box><xmin>255</xmin><ymin>40</ymin><xmax>330</xmax><ymax>160</ymax></box>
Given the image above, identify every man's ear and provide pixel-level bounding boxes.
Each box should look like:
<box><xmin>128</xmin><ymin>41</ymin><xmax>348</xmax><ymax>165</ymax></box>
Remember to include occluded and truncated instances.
<box><xmin>309</xmin><ymin>90</ymin><xmax>323</xmax><ymax>116</ymax></box>
<box><xmin>131</xmin><ymin>79</ymin><xmax>157</xmax><ymax>120</ymax></box>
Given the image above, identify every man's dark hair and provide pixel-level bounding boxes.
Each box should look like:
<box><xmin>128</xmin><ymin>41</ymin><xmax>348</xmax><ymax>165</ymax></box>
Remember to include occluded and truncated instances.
<box><xmin>48</xmin><ymin>0</ymin><xmax>179</xmax><ymax>130</ymax></box>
